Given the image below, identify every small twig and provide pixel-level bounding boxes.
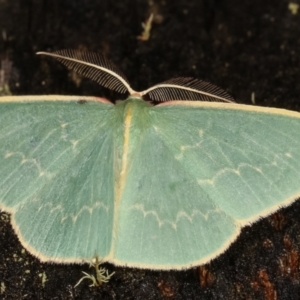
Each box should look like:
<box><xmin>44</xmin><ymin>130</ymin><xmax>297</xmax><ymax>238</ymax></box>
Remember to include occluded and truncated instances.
<box><xmin>74</xmin><ymin>257</ymin><xmax>115</xmax><ymax>288</ymax></box>
<box><xmin>137</xmin><ymin>13</ymin><xmax>154</xmax><ymax>41</ymax></box>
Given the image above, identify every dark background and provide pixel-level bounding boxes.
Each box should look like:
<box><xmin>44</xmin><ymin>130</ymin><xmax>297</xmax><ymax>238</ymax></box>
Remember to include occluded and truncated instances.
<box><xmin>0</xmin><ymin>0</ymin><xmax>300</xmax><ymax>299</ymax></box>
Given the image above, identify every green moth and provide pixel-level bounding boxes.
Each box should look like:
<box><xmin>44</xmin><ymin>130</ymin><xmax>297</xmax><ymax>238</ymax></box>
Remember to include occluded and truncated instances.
<box><xmin>1</xmin><ymin>50</ymin><xmax>300</xmax><ymax>270</ymax></box>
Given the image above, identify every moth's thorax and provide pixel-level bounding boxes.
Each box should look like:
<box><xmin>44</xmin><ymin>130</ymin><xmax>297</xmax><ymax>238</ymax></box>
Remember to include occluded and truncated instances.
<box><xmin>113</xmin><ymin>96</ymin><xmax>152</xmax><ymax>202</ymax></box>
<box><xmin>115</xmin><ymin>96</ymin><xmax>152</xmax><ymax>131</ymax></box>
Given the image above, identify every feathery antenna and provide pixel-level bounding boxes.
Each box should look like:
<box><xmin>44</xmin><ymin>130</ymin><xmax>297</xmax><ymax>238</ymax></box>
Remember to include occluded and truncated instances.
<box><xmin>36</xmin><ymin>50</ymin><xmax>136</xmax><ymax>95</ymax></box>
<box><xmin>37</xmin><ymin>50</ymin><xmax>234</xmax><ymax>103</ymax></box>
<box><xmin>140</xmin><ymin>77</ymin><xmax>234</xmax><ymax>103</ymax></box>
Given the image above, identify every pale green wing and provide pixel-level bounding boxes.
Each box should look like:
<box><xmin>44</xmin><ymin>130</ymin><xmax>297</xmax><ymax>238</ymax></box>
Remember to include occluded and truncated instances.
<box><xmin>113</xmin><ymin>100</ymin><xmax>300</xmax><ymax>269</ymax></box>
<box><xmin>0</xmin><ymin>96</ymin><xmax>115</xmax><ymax>262</ymax></box>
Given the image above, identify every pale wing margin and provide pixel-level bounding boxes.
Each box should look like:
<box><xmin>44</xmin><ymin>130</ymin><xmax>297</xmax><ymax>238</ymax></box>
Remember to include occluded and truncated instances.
<box><xmin>0</xmin><ymin>96</ymin><xmax>115</xmax><ymax>262</ymax></box>
<box><xmin>0</xmin><ymin>95</ymin><xmax>112</xmax><ymax>103</ymax></box>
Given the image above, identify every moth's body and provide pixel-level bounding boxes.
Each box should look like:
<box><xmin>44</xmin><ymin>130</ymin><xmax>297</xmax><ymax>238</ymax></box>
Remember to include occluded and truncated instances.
<box><xmin>1</xmin><ymin>50</ymin><xmax>300</xmax><ymax>270</ymax></box>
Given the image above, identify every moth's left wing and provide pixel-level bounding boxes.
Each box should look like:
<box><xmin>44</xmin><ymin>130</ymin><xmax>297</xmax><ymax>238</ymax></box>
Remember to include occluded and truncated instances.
<box><xmin>114</xmin><ymin>101</ymin><xmax>300</xmax><ymax>270</ymax></box>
